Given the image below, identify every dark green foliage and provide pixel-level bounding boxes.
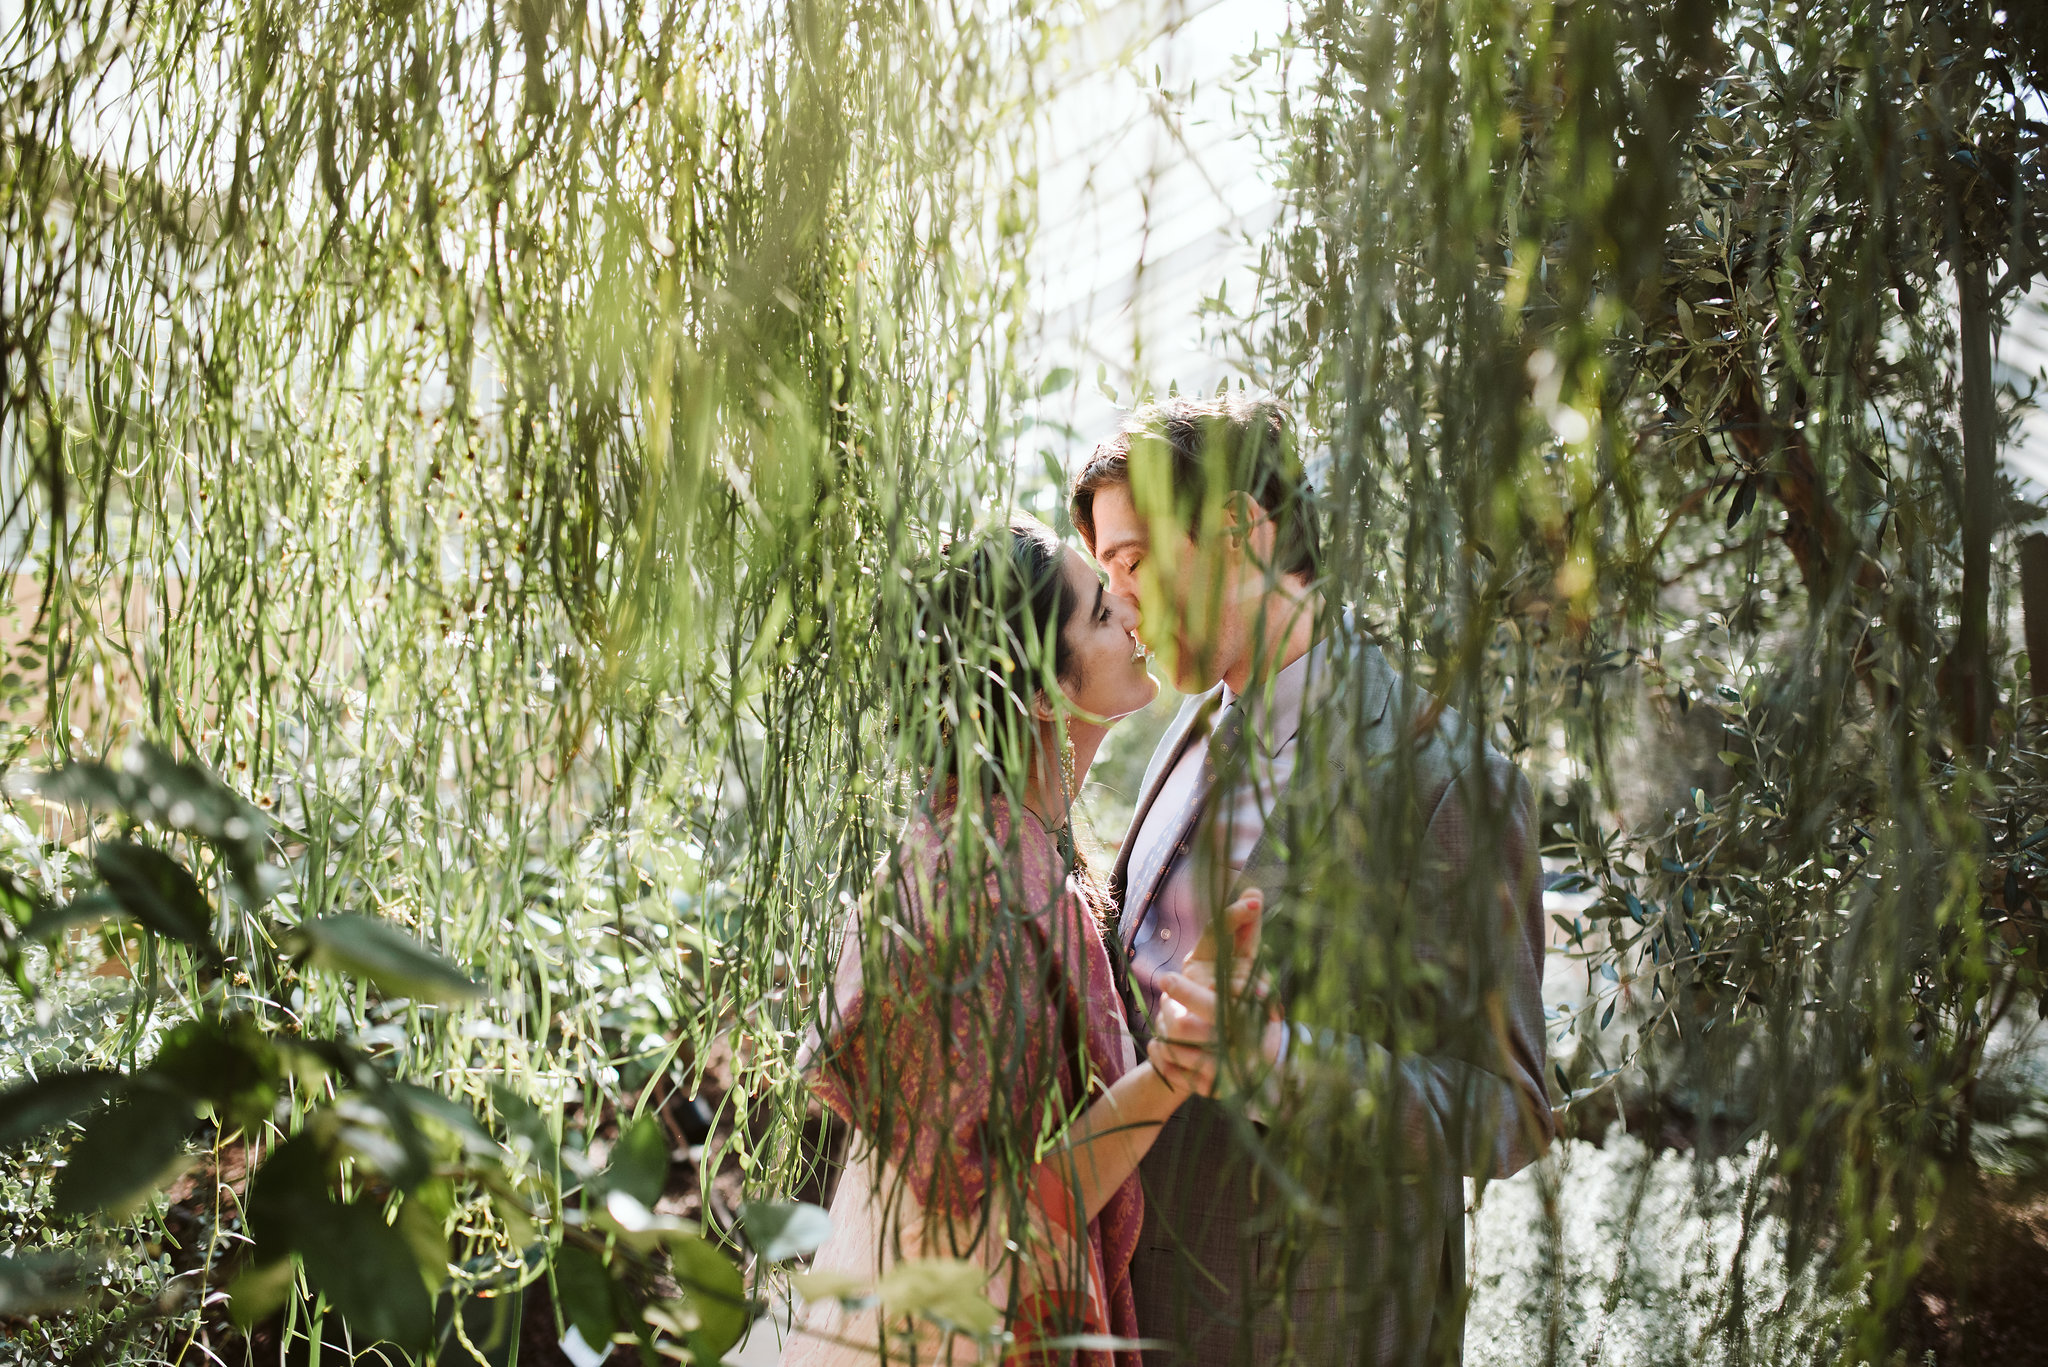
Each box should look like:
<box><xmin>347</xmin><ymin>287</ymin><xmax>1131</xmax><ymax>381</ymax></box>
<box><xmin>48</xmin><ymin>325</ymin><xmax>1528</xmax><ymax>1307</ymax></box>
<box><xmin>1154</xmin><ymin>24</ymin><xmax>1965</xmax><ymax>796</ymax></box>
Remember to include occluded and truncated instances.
<box><xmin>148</xmin><ymin>1016</ymin><xmax>280</xmax><ymax>1134</ymax></box>
<box><xmin>91</xmin><ymin>842</ymin><xmax>219</xmax><ymax>960</ymax></box>
<box><xmin>1229</xmin><ymin>0</ymin><xmax>2048</xmax><ymax>1357</ymax></box>
<box><xmin>667</xmin><ymin>1233</ymin><xmax>751</xmax><ymax>1363</ymax></box>
<box><xmin>0</xmin><ymin>746</ymin><xmax>755</xmax><ymax>1357</ymax></box>
<box><xmin>549</xmin><ymin>1242</ymin><xmax>619</xmax><ymax>1350</ymax></box>
<box><xmin>290</xmin><ymin>914</ymin><xmax>481</xmax><ymax>1003</ymax></box>
<box><xmin>0</xmin><ymin>1069</ymin><xmax>123</xmax><ymax>1148</ymax></box>
<box><xmin>29</xmin><ymin>747</ymin><xmax>277</xmax><ymax>902</ymax></box>
<box><xmin>244</xmin><ymin>1135</ymin><xmax>434</xmax><ymax>1350</ymax></box>
<box><xmin>604</xmin><ymin>1112</ymin><xmax>672</xmax><ymax>1209</ymax></box>
<box><xmin>50</xmin><ymin>1081</ymin><xmax>199</xmax><ymax>1217</ymax></box>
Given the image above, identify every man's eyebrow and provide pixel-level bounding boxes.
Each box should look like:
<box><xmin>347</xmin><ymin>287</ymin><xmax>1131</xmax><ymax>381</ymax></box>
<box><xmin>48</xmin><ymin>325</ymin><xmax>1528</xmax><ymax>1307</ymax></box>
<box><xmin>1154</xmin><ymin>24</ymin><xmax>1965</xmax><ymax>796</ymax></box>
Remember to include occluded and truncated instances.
<box><xmin>1092</xmin><ymin>535</ymin><xmax>1142</xmax><ymax>561</ymax></box>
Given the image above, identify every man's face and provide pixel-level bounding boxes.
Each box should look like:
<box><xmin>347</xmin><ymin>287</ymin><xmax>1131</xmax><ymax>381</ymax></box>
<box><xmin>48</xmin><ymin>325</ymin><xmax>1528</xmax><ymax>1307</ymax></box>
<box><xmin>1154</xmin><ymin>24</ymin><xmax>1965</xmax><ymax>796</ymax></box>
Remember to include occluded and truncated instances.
<box><xmin>1084</xmin><ymin>479</ymin><xmax>1249</xmax><ymax>694</ymax></box>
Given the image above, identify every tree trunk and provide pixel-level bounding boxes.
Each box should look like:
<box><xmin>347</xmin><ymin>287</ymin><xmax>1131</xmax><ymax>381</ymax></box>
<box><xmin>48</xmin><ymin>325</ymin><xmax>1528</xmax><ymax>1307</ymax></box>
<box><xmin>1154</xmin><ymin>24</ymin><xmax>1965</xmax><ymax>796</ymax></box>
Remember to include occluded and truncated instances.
<box><xmin>2019</xmin><ymin>534</ymin><xmax>2048</xmax><ymax>711</ymax></box>
<box><xmin>1943</xmin><ymin>255</ymin><xmax>1999</xmax><ymax>751</ymax></box>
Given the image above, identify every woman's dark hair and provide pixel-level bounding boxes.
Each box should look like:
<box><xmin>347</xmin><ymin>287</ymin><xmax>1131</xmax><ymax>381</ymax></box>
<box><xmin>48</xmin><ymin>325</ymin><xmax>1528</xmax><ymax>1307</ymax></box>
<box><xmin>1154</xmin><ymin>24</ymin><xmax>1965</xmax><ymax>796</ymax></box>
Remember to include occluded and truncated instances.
<box><xmin>901</xmin><ymin>520</ymin><xmax>1116</xmax><ymax>935</ymax></box>
<box><xmin>907</xmin><ymin>520</ymin><xmax>1080</xmax><ymax>791</ymax></box>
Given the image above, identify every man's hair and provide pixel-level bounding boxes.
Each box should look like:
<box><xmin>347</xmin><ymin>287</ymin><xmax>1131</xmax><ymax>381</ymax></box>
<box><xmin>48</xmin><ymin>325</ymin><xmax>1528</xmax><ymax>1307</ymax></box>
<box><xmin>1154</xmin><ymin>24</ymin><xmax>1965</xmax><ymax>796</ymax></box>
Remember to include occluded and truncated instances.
<box><xmin>1069</xmin><ymin>394</ymin><xmax>1320</xmax><ymax>580</ymax></box>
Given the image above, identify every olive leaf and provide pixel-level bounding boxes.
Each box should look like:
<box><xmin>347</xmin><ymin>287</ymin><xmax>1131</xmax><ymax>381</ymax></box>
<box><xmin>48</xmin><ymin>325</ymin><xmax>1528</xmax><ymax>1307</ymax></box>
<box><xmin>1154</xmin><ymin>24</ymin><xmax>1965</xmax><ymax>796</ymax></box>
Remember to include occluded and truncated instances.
<box><xmin>876</xmin><ymin>1258</ymin><xmax>999</xmax><ymax>1336</ymax></box>
<box><xmin>291</xmin><ymin>914</ymin><xmax>481</xmax><ymax>1003</ymax></box>
<box><xmin>740</xmin><ymin>1199</ymin><xmax>832</xmax><ymax>1263</ymax></box>
<box><xmin>93</xmin><ymin>841</ymin><xmax>220</xmax><ymax>958</ymax></box>
<box><xmin>0</xmin><ymin>1070</ymin><xmax>124</xmax><ymax>1149</ymax></box>
<box><xmin>51</xmin><ymin>1081</ymin><xmax>199</xmax><ymax>1217</ymax></box>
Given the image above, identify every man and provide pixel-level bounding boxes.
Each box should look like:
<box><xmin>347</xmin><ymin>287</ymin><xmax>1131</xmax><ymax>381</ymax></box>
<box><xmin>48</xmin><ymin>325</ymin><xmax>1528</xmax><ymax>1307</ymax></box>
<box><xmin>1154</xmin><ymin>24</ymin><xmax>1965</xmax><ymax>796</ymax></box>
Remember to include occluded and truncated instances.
<box><xmin>1071</xmin><ymin>395</ymin><xmax>1554</xmax><ymax>1365</ymax></box>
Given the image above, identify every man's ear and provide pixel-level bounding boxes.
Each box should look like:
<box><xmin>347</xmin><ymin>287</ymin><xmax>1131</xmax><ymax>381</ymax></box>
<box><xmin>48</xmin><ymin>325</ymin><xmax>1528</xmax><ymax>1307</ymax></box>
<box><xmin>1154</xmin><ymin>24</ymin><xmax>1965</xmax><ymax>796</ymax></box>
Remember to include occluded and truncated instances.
<box><xmin>1220</xmin><ymin>491</ymin><xmax>1271</xmax><ymax>553</ymax></box>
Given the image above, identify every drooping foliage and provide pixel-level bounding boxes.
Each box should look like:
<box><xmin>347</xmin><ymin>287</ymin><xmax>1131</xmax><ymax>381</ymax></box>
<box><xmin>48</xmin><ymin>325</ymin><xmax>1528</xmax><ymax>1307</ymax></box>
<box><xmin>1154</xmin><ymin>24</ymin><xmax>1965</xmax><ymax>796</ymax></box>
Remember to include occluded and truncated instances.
<box><xmin>1227</xmin><ymin>0</ymin><xmax>2048</xmax><ymax>1359</ymax></box>
<box><xmin>0</xmin><ymin>0</ymin><xmax>1049</xmax><ymax>1358</ymax></box>
<box><xmin>7</xmin><ymin>0</ymin><xmax>2048</xmax><ymax>1362</ymax></box>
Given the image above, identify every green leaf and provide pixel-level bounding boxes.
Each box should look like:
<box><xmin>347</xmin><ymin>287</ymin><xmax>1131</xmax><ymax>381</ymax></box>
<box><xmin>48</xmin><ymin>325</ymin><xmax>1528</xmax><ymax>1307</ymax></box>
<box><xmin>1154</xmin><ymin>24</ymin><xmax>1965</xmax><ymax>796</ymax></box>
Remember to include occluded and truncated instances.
<box><xmin>20</xmin><ymin>893</ymin><xmax>123</xmax><ymax>941</ymax></box>
<box><xmin>331</xmin><ymin>1085</ymin><xmax>436</xmax><ymax>1190</ymax></box>
<box><xmin>297</xmin><ymin>1199</ymin><xmax>437</xmax><ymax>1349</ymax></box>
<box><xmin>877</xmin><ymin>1258</ymin><xmax>998</xmax><ymax>1336</ymax></box>
<box><xmin>790</xmin><ymin>1268</ymin><xmax>866</xmax><ymax>1303</ymax></box>
<box><xmin>293</xmin><ymin>914</ymin><xmax>481</xmax><ymax>1002</ymax></box>
<box><xmin>245</xmin><ymin>1133</ymin><xmax>336</xmax><ymax>1253</ymax></box>
<box><xmin>741</xmin><ymin>1200</ymin><xmax>832</xmax><ymax>1263</ymax></box>
<box><xmin>0</xmin><ymin>1250</ymin><xmax>91</xmax><ymax>1315</ymax></box>
<box><xmin>605</xmin><ymin>1112</ymin><xmax>670</xmax><ymax>1207</ymax></box>
<box><xmin>93</xmin><ymin>841</ymin><xmax>218</xmax><ymax>956</ymax></box>
<box><xmin>1095</xmin><ymin>362</ymin><xmax>1117</xmax><ymax>403</ymax></box>
<box><xmin>550</xmin><ymin>1243</ymin><xmax>617</xmax><ymax>1352</ymax></box>
<box><xmin>226</xmin><ymin>1258</ymin><xmax>298</xmax><ymax>1329</ymax></box>
<box><xmin>149</xmin><ymin>1015</ymin><xmax>279</xmax><ymax>1133</ymax></box>
<box><xmin>391</xmin><ymin>1082</ymin><xmax>500</xmax><ymax>1158</ymax></box>
<box><xmin>490</xmin><ymin>1084</ymin><xmax>559</xmax><ymax>1172</ymax></box>
<box><xmin>669</xmin><ymin>1235</ymin><xmax>751</xmax><ymax>1364</ymax></box>
<box><xmin>30</xmin><ymin>747</ymin><xmax>271</xmax><ymax>896</ymax></box>
<box><xmin>52</xmin><ymin>1081</ymin><xmax>197</xmax><ymax>1216</ymax></box>
<box><xmin>245</xmin><ymin>1133</ymin><xmax>434</xmax><ymax>1348</ymax></box>
<box><xmin>1036</xmin><ymin>367</ymin><xmax>1074</xmax><ymax>397</ymax></box>
<box><xmin>395</xmin><ymin>1181</ymin><xmax>454</xmax><ymax>1289</ymax></box>
<box><xmin>0</xmin><ymin>868</ymin><xmax>47</xmax><ymax>927</ymax></box>
<box><xmin>0</xmin><ymin>1069</ymin><xmax>124</xmax><ymax>1148</ymax></box>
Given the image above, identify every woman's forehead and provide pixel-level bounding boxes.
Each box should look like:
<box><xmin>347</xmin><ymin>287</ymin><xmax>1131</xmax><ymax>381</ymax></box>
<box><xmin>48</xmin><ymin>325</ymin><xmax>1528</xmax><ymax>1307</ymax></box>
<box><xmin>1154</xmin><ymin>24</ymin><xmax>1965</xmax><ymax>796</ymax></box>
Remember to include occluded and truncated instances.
<box><xmin>1058</xmin><ymin>544</ymin><xmax>1098</xmax><ymax>588</ymax></box>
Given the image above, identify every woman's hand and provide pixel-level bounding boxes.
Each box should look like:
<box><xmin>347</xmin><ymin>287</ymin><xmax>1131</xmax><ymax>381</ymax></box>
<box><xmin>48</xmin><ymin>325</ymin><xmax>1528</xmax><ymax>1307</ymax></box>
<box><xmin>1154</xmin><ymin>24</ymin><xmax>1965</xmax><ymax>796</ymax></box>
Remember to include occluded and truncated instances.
<box><xmin>1146</xmin><ymin>890</ymin><xmax>1263</xmax><ymax>1096</ymax></box>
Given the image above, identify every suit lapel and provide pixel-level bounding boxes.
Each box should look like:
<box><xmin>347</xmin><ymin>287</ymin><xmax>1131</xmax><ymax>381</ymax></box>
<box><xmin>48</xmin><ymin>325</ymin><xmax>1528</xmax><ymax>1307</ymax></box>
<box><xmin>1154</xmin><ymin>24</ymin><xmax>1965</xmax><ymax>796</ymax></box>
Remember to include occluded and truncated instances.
<box><xmin>1114</xmin><ymin>689</ymin><xmax>1227</xmax><ymax>943</ymax></box>
<box><xmin>1110</xmin><ymin>686</ymin><xmax>1220</xmax><ymax>897</ymax></box>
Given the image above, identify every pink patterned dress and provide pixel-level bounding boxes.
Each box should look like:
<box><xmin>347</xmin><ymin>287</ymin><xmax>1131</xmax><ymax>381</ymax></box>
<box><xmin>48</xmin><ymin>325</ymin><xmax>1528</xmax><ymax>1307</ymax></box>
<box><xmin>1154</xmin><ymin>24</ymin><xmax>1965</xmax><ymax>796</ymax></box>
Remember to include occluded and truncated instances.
<box><xmin>784</xmin><ymin>796</ymin><xmax>1145</xmax><ymax>1367</ymax></box>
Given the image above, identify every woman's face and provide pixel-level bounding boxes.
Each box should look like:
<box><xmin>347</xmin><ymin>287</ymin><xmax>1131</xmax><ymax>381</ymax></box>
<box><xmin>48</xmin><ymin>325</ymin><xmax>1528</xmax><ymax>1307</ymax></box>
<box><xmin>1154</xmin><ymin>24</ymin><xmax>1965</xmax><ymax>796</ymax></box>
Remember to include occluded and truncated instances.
<box><xmin>1055</xmin><ymin>545</ymin><xmax>1159</xmax><ymax>723</ymax></box>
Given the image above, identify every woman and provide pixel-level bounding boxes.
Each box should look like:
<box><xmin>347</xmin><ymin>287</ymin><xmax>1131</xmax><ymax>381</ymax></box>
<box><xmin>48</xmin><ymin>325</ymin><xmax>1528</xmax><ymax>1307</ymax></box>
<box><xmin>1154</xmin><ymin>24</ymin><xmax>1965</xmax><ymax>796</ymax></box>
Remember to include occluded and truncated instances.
<box><xmin>785</xmin><ymin>521</ymin><xmax>1259</xmax><ymax>1366</ymax></box>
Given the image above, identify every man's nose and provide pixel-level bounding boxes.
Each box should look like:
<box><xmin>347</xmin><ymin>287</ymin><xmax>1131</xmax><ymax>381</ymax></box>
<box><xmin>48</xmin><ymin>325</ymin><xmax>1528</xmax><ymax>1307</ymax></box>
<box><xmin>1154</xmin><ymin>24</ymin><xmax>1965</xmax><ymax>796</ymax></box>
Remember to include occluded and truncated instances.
<box><xmin>1106</xmin><ymin>565</ymin><xmax>1142</xmax><ymax>605</ymax></box>
<box><xmin>1109</xmin><ymin>585</ymin><xmax>1144</xmax><ymax>633</ymax></box>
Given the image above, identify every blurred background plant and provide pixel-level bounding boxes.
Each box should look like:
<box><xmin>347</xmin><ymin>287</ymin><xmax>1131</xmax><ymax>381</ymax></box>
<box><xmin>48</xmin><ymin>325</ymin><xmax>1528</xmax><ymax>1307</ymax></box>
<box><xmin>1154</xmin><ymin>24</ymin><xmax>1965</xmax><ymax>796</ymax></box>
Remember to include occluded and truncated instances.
<box><xmin>1220</xmin><ymin>1</ymin><xmax>2048</xmax><ymax>1362</ymax></box>
<box><xmin>6</xmin><ymin>0</ymin><xmax>2048</xmax><ymax>1363</ymax></box>
<box><xmin>0</xmin><ymin>0</ymin><xmax>1044</xmax><ymax>1359</ymax></box>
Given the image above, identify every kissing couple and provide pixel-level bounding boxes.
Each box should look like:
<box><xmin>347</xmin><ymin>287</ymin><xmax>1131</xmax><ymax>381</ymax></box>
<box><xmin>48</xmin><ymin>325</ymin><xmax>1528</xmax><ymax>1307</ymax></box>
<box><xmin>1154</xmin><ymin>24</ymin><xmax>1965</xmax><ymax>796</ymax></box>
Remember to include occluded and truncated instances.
<box><xmin>784</xmin><ymin>397</ymin><xmax>1556</xmax><ymax>1367</ymax></box>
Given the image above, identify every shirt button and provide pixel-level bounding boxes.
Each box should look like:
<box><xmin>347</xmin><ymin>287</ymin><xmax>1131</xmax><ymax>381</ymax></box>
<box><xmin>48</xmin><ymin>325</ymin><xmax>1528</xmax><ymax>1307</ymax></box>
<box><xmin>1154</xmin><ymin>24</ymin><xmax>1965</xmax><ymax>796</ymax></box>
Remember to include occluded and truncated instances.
<box><xmin>1158</xmin><ymin>927</ymin><xmax>1174</xmax><ymax>942</ymax></box>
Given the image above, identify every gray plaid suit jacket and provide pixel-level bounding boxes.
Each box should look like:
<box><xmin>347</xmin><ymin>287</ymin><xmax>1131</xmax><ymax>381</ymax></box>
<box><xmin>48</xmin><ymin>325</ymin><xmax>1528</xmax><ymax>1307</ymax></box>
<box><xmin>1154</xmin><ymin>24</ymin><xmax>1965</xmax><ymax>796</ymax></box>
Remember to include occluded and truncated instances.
<box><xmin>1111</xmin><ymin>626</ymin><xmax>1555</xmax><ymax>1366</ymax></box>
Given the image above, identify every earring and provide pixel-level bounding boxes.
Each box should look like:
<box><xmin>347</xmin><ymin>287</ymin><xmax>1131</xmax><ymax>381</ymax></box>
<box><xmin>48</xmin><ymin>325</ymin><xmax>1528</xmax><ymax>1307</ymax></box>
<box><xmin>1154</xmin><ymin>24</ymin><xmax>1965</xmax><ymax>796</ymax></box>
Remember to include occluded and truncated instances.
<box><xmin>1057</xmin><ymin>721</ymin><xmax>1078</xmax><ymax>866</ymax></box>
<box><xmin>1059</xmin><ymin>723</ymin><xmax>1077</xmax><ymax>815</ymax></box>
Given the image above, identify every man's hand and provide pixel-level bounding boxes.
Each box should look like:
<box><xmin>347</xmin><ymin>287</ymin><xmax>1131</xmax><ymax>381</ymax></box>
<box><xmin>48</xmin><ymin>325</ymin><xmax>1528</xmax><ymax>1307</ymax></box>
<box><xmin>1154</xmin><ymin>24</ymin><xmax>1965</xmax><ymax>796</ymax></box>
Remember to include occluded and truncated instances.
<box><xmin>1147</xmin><ymin>890</ymin><xmax>1264</xmax><ymax>1095</ymax></box>
<box><xmin>1180</xmin><ymin>888</ymin><xmax>1263</xmax><ymax>995</ymax></box>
